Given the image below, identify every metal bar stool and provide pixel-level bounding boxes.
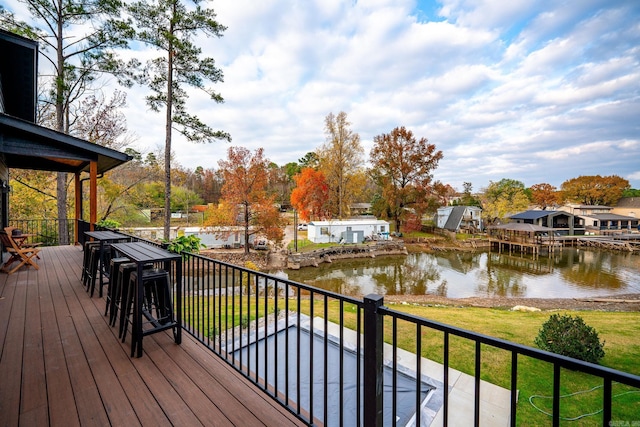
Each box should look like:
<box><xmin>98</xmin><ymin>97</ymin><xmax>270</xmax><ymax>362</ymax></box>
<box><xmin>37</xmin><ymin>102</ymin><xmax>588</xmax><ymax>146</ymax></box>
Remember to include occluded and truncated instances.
<box><xmin>84</xmin><ymin>245</ymin><xmax>101</xmax><ymax>295</ymax></box>
<box><xmin>81</xmin><ymin>241</ymin><xmax>100</xmax><ymax>287</ymax></box>
<box><xmin>105</xmin><ymin>257</ymin><xmax>130</xmax><ymax>318</ymax></box>
<box><xmin>114</xmin><ymin>262</ymin><xmax>137</xmax><ymax>331</ymax></box>
<box><xmin>121</xmin><ymin>268</ymin><xmax>173</xmax><ymax>356</ymax></box>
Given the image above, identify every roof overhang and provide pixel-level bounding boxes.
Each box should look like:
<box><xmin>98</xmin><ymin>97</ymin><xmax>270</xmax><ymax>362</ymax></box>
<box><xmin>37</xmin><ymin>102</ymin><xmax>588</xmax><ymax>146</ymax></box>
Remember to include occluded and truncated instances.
<box><xmin>0</xmin><ymin>113</ymin><xmax>131</xmax><ymax>175</ymax></box>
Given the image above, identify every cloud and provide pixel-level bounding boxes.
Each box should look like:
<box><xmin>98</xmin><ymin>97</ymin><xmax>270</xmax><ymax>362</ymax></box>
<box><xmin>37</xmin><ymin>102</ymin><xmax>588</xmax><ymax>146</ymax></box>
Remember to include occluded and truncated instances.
<box><xmin>7</xmin><ymin>0</ymin><xmax>640</xmax><ymax>191</ymax></box>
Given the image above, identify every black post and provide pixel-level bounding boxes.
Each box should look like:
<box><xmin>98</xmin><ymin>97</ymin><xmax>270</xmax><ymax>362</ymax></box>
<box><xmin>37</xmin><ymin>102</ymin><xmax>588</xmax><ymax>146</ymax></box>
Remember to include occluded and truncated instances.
<box><xmin>293</xmin><ymin>209</ymin><xmax>298</xmax><ymax>252</ymax></box>
<box><xmin>363</xmin><ymin>294</ymin><xmax>384</xmax><ymax>427</ymax></box>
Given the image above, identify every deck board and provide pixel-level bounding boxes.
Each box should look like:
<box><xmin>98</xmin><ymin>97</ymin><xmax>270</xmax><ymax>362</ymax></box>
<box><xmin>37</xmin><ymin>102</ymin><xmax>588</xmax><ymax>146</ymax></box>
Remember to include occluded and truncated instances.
<box><xmin>0</xmin><ymin>245</ymin><xmax>305</xmax><ymax>427</ymax></box>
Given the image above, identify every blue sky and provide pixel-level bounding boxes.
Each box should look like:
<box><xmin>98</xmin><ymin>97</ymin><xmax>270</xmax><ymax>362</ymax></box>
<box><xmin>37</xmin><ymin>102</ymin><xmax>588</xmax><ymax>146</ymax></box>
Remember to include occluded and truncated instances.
<box><xmin>8</xmin><ymin>0</ymin><xmax>640</xmax><ymax>192</ymax></box>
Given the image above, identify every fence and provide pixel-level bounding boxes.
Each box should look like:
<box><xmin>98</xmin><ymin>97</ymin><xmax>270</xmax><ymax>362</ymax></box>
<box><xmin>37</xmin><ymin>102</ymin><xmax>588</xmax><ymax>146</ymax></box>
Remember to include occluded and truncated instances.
<box><xmin>178</xmin><ymin>251</ymin><xmax>640</xmax><ymax>426</ymax></box>
<box><xmin>8</xmin><ymin>218</ymin><xmax>74</xmax><ymax>246</ymax></box>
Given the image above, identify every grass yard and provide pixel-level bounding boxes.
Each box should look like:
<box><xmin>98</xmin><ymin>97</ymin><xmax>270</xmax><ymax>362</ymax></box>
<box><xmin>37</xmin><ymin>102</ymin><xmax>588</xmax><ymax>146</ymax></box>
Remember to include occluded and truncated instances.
<box><xmin>185</xmin><ymin>294</ymin><xmax>640</xmax><ymax>426</ymax></box>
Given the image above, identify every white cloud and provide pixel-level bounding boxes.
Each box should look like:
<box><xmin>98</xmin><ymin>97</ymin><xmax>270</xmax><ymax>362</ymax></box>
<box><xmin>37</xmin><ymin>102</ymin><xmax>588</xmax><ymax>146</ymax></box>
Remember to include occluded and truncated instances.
<box><xmin>6</xmin><ymin>0</ymin><xmax>640</xmax><ymax>190</ymax></box>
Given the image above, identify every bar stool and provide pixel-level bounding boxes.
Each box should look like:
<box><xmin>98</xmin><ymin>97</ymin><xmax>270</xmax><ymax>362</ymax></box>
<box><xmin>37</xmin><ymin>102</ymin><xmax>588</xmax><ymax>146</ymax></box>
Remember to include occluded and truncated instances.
<box><xmin>84</xmin><ymin>245</ymin><xmax>101</xmax><ymax>295</ymax></box>
<box><xmin>81</xmin><ymin>241</ymin><xmax>100</xmax><ymax>286</ymax></box>
<box><xmin>114</xmin><ymin>262</ymin><xmax>137</xmax><ymax>330</ymax></box>
<box><xmin>121</xmin><ymin>268</ymin><xmax>173</xmax><ymax>355</ymax></box>
<box><xmin>105</xmin><ymin>257</ymin><xmax>130</xmax><ymax>318</ymax></box>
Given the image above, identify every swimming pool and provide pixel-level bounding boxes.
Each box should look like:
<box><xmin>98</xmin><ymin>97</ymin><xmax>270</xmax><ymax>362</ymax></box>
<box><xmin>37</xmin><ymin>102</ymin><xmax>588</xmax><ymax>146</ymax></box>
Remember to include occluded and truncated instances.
<box><xmin>227</xmin><ymin>316</ymin><xmax>441</xmax><ymax>426</ymax></box>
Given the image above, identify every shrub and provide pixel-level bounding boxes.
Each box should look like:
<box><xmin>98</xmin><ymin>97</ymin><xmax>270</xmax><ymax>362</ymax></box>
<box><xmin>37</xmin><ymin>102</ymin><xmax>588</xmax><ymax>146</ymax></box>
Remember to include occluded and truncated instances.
<box><xmin>534</xmin><ymin>314</ymin><xmax>605</xmax><ymax>364</ymax></box>
<box><xmin>164</xmin><ymin>235</ymin><xmax>205</xmax><ymax>255</ymax></box>
<box><xmin>96</xmin><ymin>219</ymin><xmax>120</xmax><ymax>229</ymax></box>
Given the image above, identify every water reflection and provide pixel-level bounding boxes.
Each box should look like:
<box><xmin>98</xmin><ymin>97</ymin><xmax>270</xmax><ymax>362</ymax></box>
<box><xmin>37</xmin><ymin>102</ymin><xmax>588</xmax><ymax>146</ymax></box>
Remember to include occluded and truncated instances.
<box><xmin>279</xmin><ymin>248</ymin><xmax>640</xmax><ymax>299</ymax></box>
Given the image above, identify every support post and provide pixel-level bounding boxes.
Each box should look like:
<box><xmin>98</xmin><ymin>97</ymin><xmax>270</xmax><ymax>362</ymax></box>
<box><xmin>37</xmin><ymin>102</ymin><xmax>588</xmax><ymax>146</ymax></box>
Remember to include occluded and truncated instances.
<box><xmin>90</xmin><ymin>161</ymin><xmax>97</xmax><ymax>231</ymax></box>
<box><xmin>363</xmin><ymin>294</ymin><xmax>384</xmax><ymax>427</ymax></box>
<box><xmin>74</xmin><ymin>172</ymin><xmax>81</xmax><ymax>244</ymax></box>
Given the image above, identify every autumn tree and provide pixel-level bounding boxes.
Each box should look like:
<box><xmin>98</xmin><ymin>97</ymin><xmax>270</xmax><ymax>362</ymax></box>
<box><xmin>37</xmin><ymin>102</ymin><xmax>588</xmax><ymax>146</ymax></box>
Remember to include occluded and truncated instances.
<box><xmin>369</xmin><ymin>126</ymin><xmax>443</xmax><ymax>232</ymax></box>
<box><xmin>481</xmin><ymin>178</ymin><xmax>530</xmax><ymax>224</ymax></box>
<box><xmin>318</xmin><ymin>112</ymin><xmax>364</xmax><ymax>218</ymax></box>
<box><xmin>560</xmin><ymin>175</ymin><xmax>630</xmax><ymax>206</ymax></box>
<box><xmin>1</xmin><ymin>0</ymin><xmax>132</xmax><ymax>243</ymax></box>
<box><xmin>290</xmin><ymin>168</ymin><xmax>331</xmax><ymax>222</ymax></box>
<box><xmin>529</xmin><ymin>183</ymin><xmax>558</xmax><ymax>209</ymax></box>
<box><xmin>127</xmin><ymin>0</ymin><xmax>230</xmax><ymax>240</ymax></box>
<box><xmin>205</xmin><ymin>147</ymin><xmax>284</xmax><ymax>253</ymax></box>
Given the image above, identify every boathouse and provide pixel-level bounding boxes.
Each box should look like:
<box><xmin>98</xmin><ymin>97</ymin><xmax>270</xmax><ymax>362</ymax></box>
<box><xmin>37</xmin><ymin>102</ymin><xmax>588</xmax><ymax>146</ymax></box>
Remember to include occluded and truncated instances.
<box><xmin>487</xmin><ymin>223</ymin><xmax>559</xmax><ymax>255</ymax></box>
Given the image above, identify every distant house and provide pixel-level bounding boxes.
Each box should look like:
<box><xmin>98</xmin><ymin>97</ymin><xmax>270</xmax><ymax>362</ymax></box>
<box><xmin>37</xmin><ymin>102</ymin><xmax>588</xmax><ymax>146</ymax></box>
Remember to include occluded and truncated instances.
<box><xmin>307</xmin><ymin>219</ymin><xmax>390</xmax><ymax>244</ymax></box>
<box><xmin>612</xmin><ymin>197</ymin><xmax>640</xmax><ymax>219</ymax></box>
<box><xmin>436</xmin><ymin>206</ymin><xmax>483</xmax><ymax>232</ymax></box>
<box><xmin>558</xmin><ymin>203</ymin><xmax>638</xmax><ymax>233</ymax></box>
<box><xmin>349</xmin><ymin>203</ymin><xmax>372</xmax><ymax>216</ymax></box>
<box><xmin>127</xmin><ymin>226</ymin><xmax>255</xmax><ymax>248</ymax></box>
<box><xmin>578</xmin><ymin>213</ymin><xmax>638</xmax><ymax>233</ymax></box>
<box><xmin>509</xmin><ymin>210</ymin><xmax>582</xmax><ymax>235</ymax></box>
<box><xmin>559</xmin><ymin>204</ymin><xmax>613</xmax><ymax>215</ymax></box>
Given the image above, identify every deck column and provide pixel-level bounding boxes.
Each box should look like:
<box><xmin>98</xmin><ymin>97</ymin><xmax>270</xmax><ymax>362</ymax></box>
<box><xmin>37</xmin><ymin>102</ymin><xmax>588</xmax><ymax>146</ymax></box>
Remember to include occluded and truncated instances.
<box><xmin>363</xmin><ymin>294</ymin><xmax>384</xmax><ymax>427</ymax></box>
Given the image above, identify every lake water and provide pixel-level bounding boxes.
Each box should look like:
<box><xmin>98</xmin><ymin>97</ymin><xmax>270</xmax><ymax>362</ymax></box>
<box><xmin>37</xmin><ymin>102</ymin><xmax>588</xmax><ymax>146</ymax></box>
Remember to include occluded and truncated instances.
<box><xmin>279</xmin><ymin>248</ymin><xmax>640</xmax><ymax>299</ymax></box>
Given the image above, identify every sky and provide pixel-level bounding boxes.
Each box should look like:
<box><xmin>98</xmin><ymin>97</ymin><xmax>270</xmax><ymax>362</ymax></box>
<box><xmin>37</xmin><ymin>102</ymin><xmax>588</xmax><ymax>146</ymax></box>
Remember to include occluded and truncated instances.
<box><xmin>7</xmin><ymin>0</ymin><xmax>640</xmax><ymax>192</ymax></box>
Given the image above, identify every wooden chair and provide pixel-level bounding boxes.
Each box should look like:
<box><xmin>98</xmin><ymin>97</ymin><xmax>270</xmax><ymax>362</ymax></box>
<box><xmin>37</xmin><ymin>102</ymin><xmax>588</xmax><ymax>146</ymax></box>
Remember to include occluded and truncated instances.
<box><xmin>0</xmin><ymin>227</ymin><xmax>41</xmax><ymax>274</ymax></box>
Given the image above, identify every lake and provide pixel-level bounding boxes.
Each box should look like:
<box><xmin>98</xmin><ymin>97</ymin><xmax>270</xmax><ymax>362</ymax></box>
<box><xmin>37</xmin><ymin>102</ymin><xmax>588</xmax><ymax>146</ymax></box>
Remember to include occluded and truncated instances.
<box><xmin>278</xmin><ymin>248</ymin><xmax>640</xmax><ymax>299</ymax></box>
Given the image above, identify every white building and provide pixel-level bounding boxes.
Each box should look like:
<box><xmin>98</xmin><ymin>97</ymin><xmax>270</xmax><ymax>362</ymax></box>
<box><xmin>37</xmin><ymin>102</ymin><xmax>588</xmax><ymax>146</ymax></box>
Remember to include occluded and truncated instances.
<box><xmin>436</xmin><ymin>206</ymin><xmax>483</xmax><ymax>232</ymax></box>
<box><xmin>307</xmin><ymin>219</ymin><xmax>390</xmax><ymax>244</ymax></box>
<box><xmin>125</xmin><ymin>226</ymin><xmax>255</xmax><ymax>249</ymax></box>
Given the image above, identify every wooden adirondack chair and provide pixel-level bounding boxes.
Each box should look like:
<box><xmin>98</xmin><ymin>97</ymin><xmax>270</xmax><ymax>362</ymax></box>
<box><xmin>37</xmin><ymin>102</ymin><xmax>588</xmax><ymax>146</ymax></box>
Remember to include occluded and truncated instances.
<box><xmin>0</xmin><ymin>227</ymin><xmax>41</xmax><ymax>274</ymax></box>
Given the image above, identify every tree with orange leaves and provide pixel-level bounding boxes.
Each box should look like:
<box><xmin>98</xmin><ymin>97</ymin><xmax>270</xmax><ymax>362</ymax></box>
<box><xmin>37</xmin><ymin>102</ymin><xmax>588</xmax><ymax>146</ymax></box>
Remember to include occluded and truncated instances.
<box><xmin>529</xmin><ymin>183</ymin><xmax>558</xmax><ymax>209</ymax></box>
<box><xmin>370</xmin><ymin>127</ymin><xmax>443</xmax><ymax>232</ymax></box>
<box><xmin>560</xmin><ymin>175</ymin><xmax>629</xmax><ymax>206</ymax></box>
<box><xmin>290</xmin><ymin>167</ymin><xmax>331</xmax><ymax>222</ymax></box>
<box><xmin>204</xmin><ymin>147</ymin><xmax>284</xmax><ymax>253</ymax></box>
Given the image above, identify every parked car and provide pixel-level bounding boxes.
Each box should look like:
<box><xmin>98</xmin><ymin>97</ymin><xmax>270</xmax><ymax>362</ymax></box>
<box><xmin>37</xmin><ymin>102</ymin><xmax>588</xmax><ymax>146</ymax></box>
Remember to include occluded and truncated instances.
<box><xmin>253</xmin><ymin>240</ymin><xmax>268</xmax><ymax>250</ymax></box>
<box><xmin>297</xmin><ymin>223</ymin><xmax>308</xmax><ymax>231</ymax></box>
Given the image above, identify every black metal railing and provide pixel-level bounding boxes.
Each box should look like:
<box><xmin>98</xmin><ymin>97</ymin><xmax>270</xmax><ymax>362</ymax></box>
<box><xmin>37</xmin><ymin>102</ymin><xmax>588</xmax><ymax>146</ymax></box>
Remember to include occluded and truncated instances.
<box><xmin>177</xmin><ymin>252</ymin><xmax>640</xmax><ymax>426</ymax></box>
<box><xmin>8</xmin><ymin>218</ymin><xmax>75</xmax><ymax>246</ymax></box>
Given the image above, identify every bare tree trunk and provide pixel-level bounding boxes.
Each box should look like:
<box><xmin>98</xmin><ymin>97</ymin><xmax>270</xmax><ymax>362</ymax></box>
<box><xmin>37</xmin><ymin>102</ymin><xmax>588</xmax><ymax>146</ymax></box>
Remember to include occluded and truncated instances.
<box><xmin>163</xmin><ymin>11</ymin><xmax>176</xmax><ymax>241</ymax></box>
<box><xmin>56</xmin><ymin>13</ymin><xmax>68</xmax><ymax>244</ymax></box>
<box><xmin>57</xmin><ymin>172</ymin><xmax>69</xmax><ymax>244</ymax></box>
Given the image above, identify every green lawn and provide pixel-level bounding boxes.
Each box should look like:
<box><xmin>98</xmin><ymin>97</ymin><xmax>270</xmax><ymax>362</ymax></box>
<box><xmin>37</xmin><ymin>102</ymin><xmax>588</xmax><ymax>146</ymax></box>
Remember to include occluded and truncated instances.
<box><xmin>186</xmin><ymin>296</ymin><xmax>640</xmax><ymax>425</ymax></box>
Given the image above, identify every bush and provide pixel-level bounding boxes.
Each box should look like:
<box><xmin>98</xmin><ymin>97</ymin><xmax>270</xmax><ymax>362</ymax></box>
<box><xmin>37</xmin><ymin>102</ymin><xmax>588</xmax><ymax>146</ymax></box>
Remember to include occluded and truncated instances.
<box><xmin>164</xmin><ymin>235</ymin><xmax>205</xmax><ymax>255</ymax></box>
<box><xmin>534</xmin><ymin>314</ymin><xmax>605</xmax><ymax>364</ymax></box>
<box><xmin>96</xmin><ymin>219</ymin><xmax>121</xmax><ymax>229</ymax></box>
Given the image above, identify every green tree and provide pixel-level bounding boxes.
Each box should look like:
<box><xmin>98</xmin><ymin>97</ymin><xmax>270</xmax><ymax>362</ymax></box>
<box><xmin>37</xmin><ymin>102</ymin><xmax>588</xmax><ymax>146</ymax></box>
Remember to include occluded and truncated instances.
<box><xmin>370</xmin><ymin>126</ymin><xmax>443</xmax><ymax>232</ymax></box>
<box><xmin>1</xmin><ymin>0</ymin><xmax>133</xmax><ymax>243</ymax></box>
<box><xmin>127</xmin><ymin>0</ymin><xmax>230</xmax><ymax>240</ymax></box>
<box><xmin>298</xmin><ymin>152</ymin><xmax>319</xmax><ymax>169</ymax></box>
<box><xmin>318</xmin><ymin>112</ymin><xmax>364</xmax><ymax>219</ymax></box>
<box><xmin>561</xmin><ymin>175</ymin><xmax>630</xmax><ymax>206</ymax></box>
<box><xmin>481</xmin><ymin>178</ymin><xmax>530</xmax><ymax>224</ymax></box>
<box><xmin>457</xmin><ymin>182</ymin><xmax>481</xmax><ymax>207</ymax></box>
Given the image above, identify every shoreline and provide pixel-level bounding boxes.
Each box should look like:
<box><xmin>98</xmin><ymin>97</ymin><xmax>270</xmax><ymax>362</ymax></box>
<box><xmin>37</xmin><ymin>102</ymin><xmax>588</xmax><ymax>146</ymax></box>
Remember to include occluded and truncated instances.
<box><xmin>384</xmin><ymin>293</ymin><xmax>640</xmax><ymax>312</ymax></box>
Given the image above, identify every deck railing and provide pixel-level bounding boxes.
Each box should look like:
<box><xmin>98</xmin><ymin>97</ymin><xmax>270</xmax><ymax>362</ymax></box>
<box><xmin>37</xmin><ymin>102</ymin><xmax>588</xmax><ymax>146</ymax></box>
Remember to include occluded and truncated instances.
<box><xmin>8</xmin><ymin>218</ymin><xmax>74</xmax><ymax>246</ymax></box>
<box><xmin>177</xmin><ymin>252</ymin><xmax>640</xmax><ymax>427</ymax></box>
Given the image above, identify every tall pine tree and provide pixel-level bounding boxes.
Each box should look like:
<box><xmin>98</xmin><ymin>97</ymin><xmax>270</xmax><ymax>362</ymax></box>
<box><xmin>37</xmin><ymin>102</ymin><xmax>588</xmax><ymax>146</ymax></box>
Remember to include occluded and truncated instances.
<box><xmin>127</xmin><ymin>0</ymin><xmax>230</xmax><ymax>240</ymax></box>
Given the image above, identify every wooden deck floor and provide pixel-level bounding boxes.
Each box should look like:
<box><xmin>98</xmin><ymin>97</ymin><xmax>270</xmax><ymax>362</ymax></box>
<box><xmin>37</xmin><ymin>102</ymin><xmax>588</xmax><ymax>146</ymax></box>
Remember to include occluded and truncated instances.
<box><xmin>0</xmin><ymin>245</ymin><xmax>305</xmax><ymax>427</ymax></box>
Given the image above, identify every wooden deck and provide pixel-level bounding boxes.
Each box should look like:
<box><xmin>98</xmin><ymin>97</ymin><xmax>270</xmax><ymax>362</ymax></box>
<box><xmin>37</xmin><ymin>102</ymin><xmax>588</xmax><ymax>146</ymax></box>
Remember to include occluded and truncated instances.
<box><xmin>0</xmin><ymin>245</ymin><xmax>305</xmax><ymax>427</ymax></box>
